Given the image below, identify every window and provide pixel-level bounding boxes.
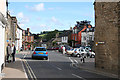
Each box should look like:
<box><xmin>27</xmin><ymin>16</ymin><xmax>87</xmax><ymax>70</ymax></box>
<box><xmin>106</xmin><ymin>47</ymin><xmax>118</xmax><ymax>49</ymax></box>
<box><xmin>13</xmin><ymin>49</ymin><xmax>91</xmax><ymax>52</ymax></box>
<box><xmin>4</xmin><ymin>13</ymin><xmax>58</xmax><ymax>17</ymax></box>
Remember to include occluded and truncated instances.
<box><xmin>75</xmin><ymin>29</ymin><xmax>77</xmax><ymax>34</ymax></box>
<box><xmin>35</xmin><ymin>48</ymin><xmax>46</xmax><ymax>51</ymax></box>
<box><xmin>26</xmin><ymin>37</ymin><xmax>27</xmax><ymax>41</ymax></box>
<box><xmin>31</xmin><ymin>37</ymin><xmax>33</xmax><ymax>41</ymax></box>
<box><xmin>66</xmin><ymin>37</ymin><xmax>67</xmax><ymax>40</ymax></box>
<box><xmin>89</xmin><ymin>35</ymin><xmax>92</xmax><ymax>41</ymax></box>
<box><xmin>84</xmin><ymin>37</ymin><xmax>86</xmax><ymax>40</ymax></box>
<box><xmin>75</xmin><ymin>36</ymin><xmax>76</xmax><ymax>41</ymax></box>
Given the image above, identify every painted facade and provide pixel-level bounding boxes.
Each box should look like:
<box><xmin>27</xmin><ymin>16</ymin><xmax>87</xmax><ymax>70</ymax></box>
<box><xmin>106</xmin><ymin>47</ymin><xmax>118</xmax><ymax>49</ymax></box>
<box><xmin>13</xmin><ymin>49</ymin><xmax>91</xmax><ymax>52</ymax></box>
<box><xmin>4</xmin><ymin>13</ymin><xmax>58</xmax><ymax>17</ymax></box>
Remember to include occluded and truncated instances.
<box><xmin>16</xmin><ymin>25</ymin><xmax>23</xmax><ymax>52</ymax></box>
<box><xmin>22</xmin><ymin>28</ymin><xmax>34</xmax><ymax>50</ymax></box>
<box><xmin>71</xmin><ymin>21</ymin><xmax>92</xmax><ymax>47</ymax></box>
<box><xmin>0</xmin><ymin>0</ymin><xmax>7</xmax><ymax>73</ymax></box>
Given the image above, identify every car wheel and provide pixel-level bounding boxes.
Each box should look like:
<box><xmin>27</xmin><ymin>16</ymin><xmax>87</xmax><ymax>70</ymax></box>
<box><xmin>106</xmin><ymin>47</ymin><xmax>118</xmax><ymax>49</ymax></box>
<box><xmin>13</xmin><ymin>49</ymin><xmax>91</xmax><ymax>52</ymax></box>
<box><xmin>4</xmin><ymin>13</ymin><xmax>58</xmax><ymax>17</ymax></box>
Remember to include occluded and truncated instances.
<box><xmin>90</xmin><ymin>54</ymin><xmax>95</xmax><ymax>58</ymax></box>
<box><xmin>45</xmin><ymin>57</ymin><xmax>48</xmax><ymax>60</ymax></box>
<box><xmin>71</xmin><ymin>53</ymin><xmax>74</xmax><ymax>56</ymax></box>
<box><xmin>77</xmin><ymin>54</ymin><xmax>80</xmax><ymax>57</ymax></box>
<box><xmin>32</xmin><ymin>56</ymin><xmax>35</xmax><ymax>59</ymax></box>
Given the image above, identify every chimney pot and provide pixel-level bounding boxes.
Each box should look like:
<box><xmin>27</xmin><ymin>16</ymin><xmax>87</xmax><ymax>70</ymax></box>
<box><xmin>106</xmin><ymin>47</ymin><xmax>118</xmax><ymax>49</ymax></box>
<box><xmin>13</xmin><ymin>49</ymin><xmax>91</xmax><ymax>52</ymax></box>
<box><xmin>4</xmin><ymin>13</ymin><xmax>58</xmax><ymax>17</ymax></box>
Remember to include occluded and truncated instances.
<box><xmin>27</xmin><ymin>28</ymin><xmax>29</xmax><ymax>32</ymax></box>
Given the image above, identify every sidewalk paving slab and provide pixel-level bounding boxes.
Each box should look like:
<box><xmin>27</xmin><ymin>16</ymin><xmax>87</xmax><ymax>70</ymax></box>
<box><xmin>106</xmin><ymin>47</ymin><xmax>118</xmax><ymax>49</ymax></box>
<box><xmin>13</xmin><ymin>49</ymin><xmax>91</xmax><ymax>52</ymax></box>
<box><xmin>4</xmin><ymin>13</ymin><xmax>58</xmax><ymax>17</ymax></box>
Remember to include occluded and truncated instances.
<box><xmin>1</xmin><ymin>58</ymin><xmax>27</xmax><ymax>80</ymax></box>
<box><xmin>77</xmin><ymin>61</ymin><xmax>119</xmax><ymax>79</ymax></box>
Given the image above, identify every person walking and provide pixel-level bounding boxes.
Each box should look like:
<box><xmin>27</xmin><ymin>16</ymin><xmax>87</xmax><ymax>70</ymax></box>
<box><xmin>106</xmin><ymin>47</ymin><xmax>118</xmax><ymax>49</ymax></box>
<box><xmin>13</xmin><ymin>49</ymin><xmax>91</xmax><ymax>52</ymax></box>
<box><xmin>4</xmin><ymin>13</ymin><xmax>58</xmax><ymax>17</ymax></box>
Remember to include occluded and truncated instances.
<box><xmin>62</xmin><ymin>46</ymin><xmax>66</xmax><ymax>54</ymax></box>
<box><xmin>80</xmin><ymin>54</ymin><xmax>85</xmax><ymax>63</ymax></box>
<box><xmin>7</xmin><ymin>44</ymin><xmax>11</xmax><ymax>62</ymax></box>
<box><xmin>11</xmin><ymin>43</ymin><xmax>16</xmax><ymax>62</ymax></box>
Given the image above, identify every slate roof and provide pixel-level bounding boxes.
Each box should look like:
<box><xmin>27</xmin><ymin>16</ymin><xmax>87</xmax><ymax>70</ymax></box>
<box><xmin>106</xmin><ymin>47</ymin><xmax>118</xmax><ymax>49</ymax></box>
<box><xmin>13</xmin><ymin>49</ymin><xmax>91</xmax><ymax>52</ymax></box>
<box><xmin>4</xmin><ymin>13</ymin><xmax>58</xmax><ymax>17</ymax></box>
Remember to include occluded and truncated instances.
<box><xmin>82</xmin><ymin>27</ymin><xmax>95</xmax><ymax>32</ymax></box>
<box><xmin>17</xmin><ymin>25</ymin><xmax>23</xmax><ymax>30</ymax></box>
<box><xmin>58</xmin><ymin>30</ymin><xmax>72</xmax><ymax>38</ymax></box>
<box><xmin>25</xmin><ymin>30</ymin><xmax>33</xmax><ymax>36</ymax></box>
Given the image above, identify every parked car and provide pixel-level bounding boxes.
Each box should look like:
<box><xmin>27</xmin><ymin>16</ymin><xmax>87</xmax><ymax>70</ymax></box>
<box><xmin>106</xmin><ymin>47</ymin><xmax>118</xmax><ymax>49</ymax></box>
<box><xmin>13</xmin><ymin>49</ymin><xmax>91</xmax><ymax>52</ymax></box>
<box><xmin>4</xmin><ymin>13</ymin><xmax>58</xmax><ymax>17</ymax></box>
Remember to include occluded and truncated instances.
<box><xmin>88</xmin><ymin>50</ymin><xmax>95</xmax><ymax>58</ymax></box>
<box><xmin>66</xmin><ymin>48</ymin><xmax>74</xmax><ymax>56</ymax></box>
<box><xmin>32</xmin><ymin>47</ymin><xmax>48</xmax><ymax>60</ymax></box>
<box><xmin>47</xmin><ymin>47</ymin><xmax>53</xmax><ymax>50</ymax></box>
<box><xmin>72</xmin><ymin>48</ymin><xmax>81</xmax><ymax>57</ymax></box>
<box><xmin>73</xmin><ymin>48</ymin><xmax>87</xmax><ymax>57</ymax></box>
<box><xmin>64</xmin><ymin>45</ymin><xmax>71</xmax><ymax>50</ymax></box>
<box><xmin>53</xmin><ymin>47</ymin><xmax>59</xmax><ymax>50</ymax></box>
<box><xmin>85</xmin><ymin>46</ymin><xmax>92</xmax><ymax>52</ymax></box>
<box><xmin>58</xmin><ymin>45</ymin><xmax>64</xmax><ymax>52</ymax></box>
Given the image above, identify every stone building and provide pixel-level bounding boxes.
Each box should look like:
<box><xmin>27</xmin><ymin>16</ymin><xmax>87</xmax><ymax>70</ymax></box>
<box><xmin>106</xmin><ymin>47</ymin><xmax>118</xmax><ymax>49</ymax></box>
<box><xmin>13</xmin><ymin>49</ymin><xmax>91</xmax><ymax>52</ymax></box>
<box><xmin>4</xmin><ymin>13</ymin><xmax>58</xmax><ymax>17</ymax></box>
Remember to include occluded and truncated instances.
<box><xmin>11</xmin><ymin>17</ymin><xmax>17</xmax><ymax>42</ymax></box>
<box><xmin>94</xmin><ymin>1</ymin><xmax>120</xmax><ymax>77</ymax></box>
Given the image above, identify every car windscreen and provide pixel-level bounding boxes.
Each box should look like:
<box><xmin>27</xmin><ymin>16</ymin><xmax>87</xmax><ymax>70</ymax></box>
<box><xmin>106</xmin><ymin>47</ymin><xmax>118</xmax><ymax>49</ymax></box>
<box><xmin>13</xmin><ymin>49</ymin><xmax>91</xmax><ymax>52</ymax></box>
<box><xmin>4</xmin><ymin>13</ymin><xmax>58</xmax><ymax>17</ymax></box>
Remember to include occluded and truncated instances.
<box><xmin>35</xmin><ymin>48</ymin><xmax>46</xmax><ymax>51</ymax></box>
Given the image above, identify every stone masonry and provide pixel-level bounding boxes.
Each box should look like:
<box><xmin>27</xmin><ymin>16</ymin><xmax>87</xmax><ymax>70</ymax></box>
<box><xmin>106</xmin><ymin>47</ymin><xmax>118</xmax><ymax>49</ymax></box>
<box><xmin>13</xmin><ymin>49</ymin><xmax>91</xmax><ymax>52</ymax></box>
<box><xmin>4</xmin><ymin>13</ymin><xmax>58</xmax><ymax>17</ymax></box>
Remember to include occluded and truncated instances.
<box><xmin>94</xmin><ymin>2</ymin><xmax>120</xmax><ymax>77</ymax></box>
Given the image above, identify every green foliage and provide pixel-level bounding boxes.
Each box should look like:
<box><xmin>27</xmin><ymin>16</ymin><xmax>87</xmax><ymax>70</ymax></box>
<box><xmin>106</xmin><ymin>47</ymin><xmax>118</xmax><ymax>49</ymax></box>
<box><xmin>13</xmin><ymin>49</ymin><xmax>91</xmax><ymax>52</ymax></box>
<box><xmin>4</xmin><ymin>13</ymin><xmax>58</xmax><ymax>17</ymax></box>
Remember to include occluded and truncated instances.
<box><xmin>42</xmin><ymin>30</ymin><xmax>59</xmax><ymax>41</ymax></box>
<box><xmin>52</xmin><ymin>41</ymin><xmax>58</xmax><ymax>46</ymax></box>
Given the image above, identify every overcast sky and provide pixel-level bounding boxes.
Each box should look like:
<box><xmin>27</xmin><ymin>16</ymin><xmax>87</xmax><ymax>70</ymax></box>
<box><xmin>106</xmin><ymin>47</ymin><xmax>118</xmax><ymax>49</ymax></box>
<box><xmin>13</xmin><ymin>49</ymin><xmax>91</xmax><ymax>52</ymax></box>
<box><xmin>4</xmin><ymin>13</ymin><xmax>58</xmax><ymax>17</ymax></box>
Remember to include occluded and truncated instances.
<box><xmin>8</xmin><ymin>2</ymin><xmax>95</xmax><ymax>33</ymax></box>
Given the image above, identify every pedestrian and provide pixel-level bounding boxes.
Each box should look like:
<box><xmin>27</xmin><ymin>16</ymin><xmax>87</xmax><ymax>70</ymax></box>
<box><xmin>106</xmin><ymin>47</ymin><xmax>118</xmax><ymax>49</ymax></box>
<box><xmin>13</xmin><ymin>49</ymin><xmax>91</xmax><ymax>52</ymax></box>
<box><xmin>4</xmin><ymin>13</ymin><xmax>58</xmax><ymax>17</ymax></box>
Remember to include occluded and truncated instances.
<box><xmin>6</xmin><ymin>44</ymin><xmax>11</xmax><ymax>62</ymax></box>
<box><xmin>62</xmin><ymin>46</ymin><xmax>66</xmax><ymax>54</ymax></box>
<box><xmin>11</xmin><ymin>43</ymin><xmax>16</xmax><ymax>62</ymax></box>
<box><xmin>80</xmin><ymin>54</ymin><xmax>85</xmax><ymax>63</ymax></box>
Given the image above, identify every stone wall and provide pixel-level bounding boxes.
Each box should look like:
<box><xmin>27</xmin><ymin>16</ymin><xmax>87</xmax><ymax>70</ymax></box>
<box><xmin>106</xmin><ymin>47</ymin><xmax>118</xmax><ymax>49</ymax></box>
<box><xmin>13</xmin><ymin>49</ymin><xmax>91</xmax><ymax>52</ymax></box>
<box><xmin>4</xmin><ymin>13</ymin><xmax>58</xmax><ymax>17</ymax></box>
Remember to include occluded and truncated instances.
<box><xmin>94</xmin><ymin>2</ymin><xmax>119</xmax><ymax>76</ymax></box>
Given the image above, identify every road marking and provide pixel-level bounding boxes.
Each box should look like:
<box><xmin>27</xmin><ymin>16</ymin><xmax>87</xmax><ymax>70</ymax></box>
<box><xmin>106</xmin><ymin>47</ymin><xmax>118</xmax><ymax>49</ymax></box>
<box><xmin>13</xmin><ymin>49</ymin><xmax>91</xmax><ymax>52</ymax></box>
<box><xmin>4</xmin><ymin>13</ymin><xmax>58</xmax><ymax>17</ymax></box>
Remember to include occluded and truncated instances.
<box><xmin>25</xmin><ymin>60</ymin><xmax>37</xmax><ymax>80</ymax></box>
<box><xmin>56</xmin><ymin>67</ymin><xmax>62</xmax><ymax>71</ymax></box>
<box><xmin>72</xmin><ymin>74</ymin><xmax>86</xmax><ymax>80</ymax></box>
<box><xmin>74</xmin><ymin>59</ymin><xmax>78</xmax><ymax>64</ymax></box>
<box><xmin>69</xmin><ymin>57</ymin><xmax>74</xmax><ymax>63</ymax></box>
<box><xmin>22</xmin><ymin>53</ymin><xmax>37</xmax><ymax>80</ymax></box>
<box><xmin>20</xmin><ymin>59</ymin><xmax>28</xmax><ymax>79</ymax></box>
<box><xmin>23</xmin><ymin>59</ymin><xmax>34</xmax><ymax>79</ymax></box>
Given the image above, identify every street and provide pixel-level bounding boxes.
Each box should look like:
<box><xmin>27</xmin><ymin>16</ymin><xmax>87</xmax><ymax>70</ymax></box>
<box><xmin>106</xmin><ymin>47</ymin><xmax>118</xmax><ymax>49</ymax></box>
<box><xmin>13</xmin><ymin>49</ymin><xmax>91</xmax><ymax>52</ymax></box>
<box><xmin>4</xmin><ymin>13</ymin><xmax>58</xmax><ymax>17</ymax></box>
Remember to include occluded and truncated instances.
<box><xmin>16</xmin><ymin>50</ymin><xmax>117</xmax><ymax>80</ymax></box>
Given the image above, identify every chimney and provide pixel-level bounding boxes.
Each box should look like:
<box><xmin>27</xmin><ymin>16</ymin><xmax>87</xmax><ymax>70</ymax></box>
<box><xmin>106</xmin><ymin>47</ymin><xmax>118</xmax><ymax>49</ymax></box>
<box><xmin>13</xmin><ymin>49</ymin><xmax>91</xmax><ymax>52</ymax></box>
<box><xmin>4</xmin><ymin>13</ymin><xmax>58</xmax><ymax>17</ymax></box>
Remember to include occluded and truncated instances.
<box><xmin>27</xmin><ymin>28</ymin><xmax>29</xmax><ymax>32</ymax></box>
<box><xmin>70</xmin><ymin>27</ymin><xmax>72</xmax><ymax>30</ymax></box>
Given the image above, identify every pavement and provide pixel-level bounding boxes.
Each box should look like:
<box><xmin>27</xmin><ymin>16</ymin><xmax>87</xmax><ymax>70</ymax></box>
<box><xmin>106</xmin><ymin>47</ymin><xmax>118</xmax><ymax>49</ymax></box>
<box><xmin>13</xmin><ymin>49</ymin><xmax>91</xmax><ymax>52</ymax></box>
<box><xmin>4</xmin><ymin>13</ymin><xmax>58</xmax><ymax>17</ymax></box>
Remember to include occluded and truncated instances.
<box><xmin>0</xmin><ymin>51</ymin><xmax>119</xmax><ymax>80</ymax></box>
<box><xmin>76</xmin><ymin>61</ymin><xmax>119</xmax><ymax>79</ymax></box>
<box><xmin>0</xmin><ymin>51</ymin><xmax>28</xmax><ymax>80</ymax></box>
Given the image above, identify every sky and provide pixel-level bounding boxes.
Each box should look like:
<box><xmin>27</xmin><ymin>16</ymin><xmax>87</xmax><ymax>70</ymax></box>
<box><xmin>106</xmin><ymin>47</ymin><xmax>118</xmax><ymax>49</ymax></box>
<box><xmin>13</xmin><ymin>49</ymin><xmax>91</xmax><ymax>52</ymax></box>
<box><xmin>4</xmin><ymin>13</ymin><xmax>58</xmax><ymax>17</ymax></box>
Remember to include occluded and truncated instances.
<box><xmin>8</xmin><ymin>2</ymin><xmax>95</xmax><ymax>33</ymax></box>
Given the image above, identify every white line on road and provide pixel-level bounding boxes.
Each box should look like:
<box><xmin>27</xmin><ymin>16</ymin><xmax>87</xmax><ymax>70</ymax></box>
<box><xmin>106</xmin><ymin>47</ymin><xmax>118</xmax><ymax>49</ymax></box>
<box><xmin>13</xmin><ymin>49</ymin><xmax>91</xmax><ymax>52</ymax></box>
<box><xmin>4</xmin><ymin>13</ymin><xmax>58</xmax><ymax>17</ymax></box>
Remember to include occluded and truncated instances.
<box><xmin>56</xmin><ymin>67</ymin><xmax>62</xmax><ymax>71</ymax></box>
<box><xmin>74</xmin><ymin>59</ymin><xmax>78</xmax><ymax>64</ymax></box>
<box><xmin>22</xmin><ymin>53</ymin><xmax>37</xmax><ymax>80</ymax></box>
<box><xmin>72</xmin><ymin>74</ymin><xmax>86</xmax><ymax>80</ymax></box>
<box><xmin>23</xmin><ymin>59</ymin><xmax>34</xmax><ymax>79</ymax></box>
<box><xmin>69</xmin><ymin>57</ymin><xmax>74</xmax><ymax>63</ymax></box>
<box><xmin>20</xmin><ymin>59</ymin><xmax>28</xmax><ymax>79</ymax></box>
<box><xmin>25</xmin><ymin>60</ymin><xmax>37</xmax><ymax>80</ymax></box>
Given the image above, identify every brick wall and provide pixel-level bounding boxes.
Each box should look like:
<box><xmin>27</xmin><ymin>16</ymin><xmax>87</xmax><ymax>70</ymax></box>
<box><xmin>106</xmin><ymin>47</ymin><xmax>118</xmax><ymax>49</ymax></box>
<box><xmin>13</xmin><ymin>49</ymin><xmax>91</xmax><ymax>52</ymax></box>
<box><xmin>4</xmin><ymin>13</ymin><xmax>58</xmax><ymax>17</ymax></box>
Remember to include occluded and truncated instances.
<box><xmin>95</xmin><ymin>2</ymin><xmax>119</xmax><ymax>75</ymax></box>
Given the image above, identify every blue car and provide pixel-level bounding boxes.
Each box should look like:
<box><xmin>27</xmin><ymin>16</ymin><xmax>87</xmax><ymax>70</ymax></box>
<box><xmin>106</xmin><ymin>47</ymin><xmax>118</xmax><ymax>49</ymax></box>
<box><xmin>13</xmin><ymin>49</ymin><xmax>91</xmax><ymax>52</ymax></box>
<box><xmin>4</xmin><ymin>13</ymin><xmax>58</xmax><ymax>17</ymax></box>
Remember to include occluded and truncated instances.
<box><xmin>32</xmin><ymin>47</ymin><xmax>48</xmax><ymax>60</ymax></box>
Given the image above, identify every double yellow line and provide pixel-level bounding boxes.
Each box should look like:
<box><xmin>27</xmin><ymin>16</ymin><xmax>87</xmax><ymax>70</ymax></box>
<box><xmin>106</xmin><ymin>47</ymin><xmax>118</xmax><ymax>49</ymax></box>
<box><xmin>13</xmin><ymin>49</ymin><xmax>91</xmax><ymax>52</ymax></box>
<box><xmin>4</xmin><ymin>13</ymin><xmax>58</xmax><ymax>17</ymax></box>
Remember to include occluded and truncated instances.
<box><xmin>22</xmin><ymin>59</ymin><xmax>37</xmax><ymax>80</ymax></box>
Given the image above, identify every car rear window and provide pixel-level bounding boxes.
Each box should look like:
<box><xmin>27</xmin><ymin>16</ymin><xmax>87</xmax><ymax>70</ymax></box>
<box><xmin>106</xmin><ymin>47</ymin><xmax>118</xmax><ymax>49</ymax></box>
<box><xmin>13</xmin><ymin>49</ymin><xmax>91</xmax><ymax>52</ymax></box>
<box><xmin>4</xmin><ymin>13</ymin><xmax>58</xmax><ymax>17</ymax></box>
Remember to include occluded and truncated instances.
<box><xmin>35</xmin><ymin>48</ymin><xmax>46</xmax><ymax>51</ymax></box>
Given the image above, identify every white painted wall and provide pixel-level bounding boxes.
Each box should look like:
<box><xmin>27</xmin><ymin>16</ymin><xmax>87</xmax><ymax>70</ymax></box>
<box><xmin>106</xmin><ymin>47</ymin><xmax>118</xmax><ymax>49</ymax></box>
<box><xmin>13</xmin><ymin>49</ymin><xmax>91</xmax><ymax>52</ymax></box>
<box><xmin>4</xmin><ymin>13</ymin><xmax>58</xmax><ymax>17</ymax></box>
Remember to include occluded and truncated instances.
<box><xmin>81</xmin><ymin>32</ymin><xmax>94</xmax><ymax>46</ymax></box>
<box><xmin>0</xmin><ymin>22</ymin><xmax>5</xmax><ymax>73</ymax></box>
<box><xmin>41</xmin><ymin>44</ymin><xmax>47</xmax><ymax>48</ymax></box>
<box><xmin>0</xmin><ymin>0</ymin><xmax>7</xmax><ymax>73</ymax></box>
<box><xmin>62</xmin><ymin>36</ymin><xmax>68</xmax><ymax>43</ymax></box>
<box><xmin>20</xmin><ymin>30</ymin><xmax>22</xmax><ymax>49</ymax></box>
<box><xmin>0</xmin><ymin>0</ymin><xmax>7</xmax><ymax>17</ymax></box>
<box><xmin>16</xmin><ymin>28</ymin><xmax>22</xmax><ymax>51</ymax></box>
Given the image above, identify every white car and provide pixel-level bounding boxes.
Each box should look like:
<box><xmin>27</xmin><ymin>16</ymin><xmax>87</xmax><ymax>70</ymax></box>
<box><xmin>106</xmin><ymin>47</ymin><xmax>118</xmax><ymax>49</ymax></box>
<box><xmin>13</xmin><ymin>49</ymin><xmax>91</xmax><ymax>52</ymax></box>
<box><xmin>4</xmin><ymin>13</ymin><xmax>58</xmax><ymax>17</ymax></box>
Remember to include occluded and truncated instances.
<box><xmin>89</xmin><ymin>51</ymin><xmax>95</xmax><ymax>58</ymax></box>
<box><xmin>66</xmin><ymin>48</ymin><xmax>77</xmax><ymax>56</ymax></box>
<box><xmin>73</xmin><ymin>48</ymin><xmax>87</xmax><ymax>57</ymax></box>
